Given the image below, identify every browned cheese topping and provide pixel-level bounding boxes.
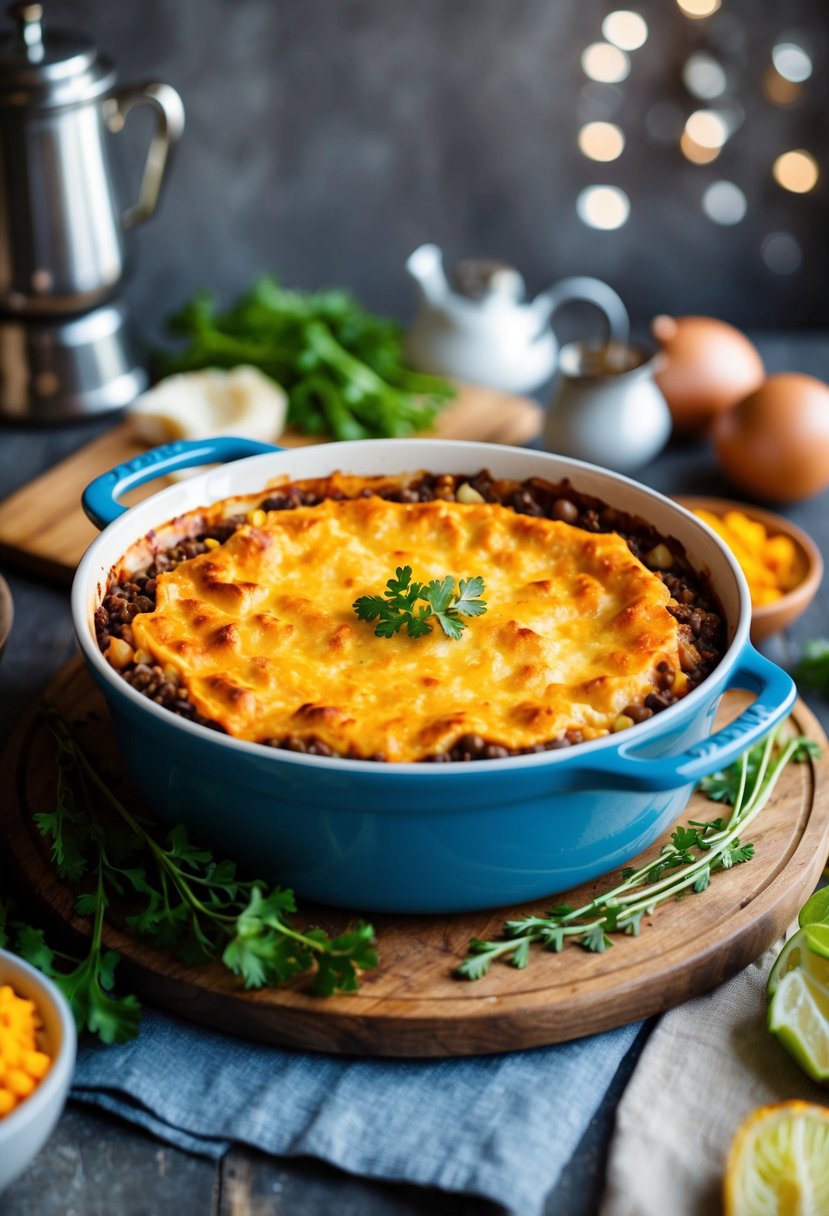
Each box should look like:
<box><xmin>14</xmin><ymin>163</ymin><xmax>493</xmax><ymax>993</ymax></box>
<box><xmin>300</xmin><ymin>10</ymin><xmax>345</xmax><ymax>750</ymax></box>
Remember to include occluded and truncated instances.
<box><xmin>128</xmin><ymin>495</ymin><xmax>688</xmax><ymax>761</ymax></box>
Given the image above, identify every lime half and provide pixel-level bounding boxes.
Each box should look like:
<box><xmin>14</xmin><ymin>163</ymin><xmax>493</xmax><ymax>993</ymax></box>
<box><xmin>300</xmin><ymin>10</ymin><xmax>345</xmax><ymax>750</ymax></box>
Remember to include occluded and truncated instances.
<box><xmin>799</xmin><ymin>887</ymin><xmax>829</xmax><ymax>928</ymax></box>
<box><xmin>768</xmin><ymin>969</ymin><xmax>829</xmax><ymax>1084</ymax></box>
<box><xmin>769</xmin><ymin>927</ymin><xmax>829</xmax><ymax>997</ymax></box>
<box><xmin>724</xmin><ymin>1101</ymin><xmax>829</xmax><ymax>1216</ymax></box>
<box><xmin>804</xmin><ymin>923</ymin><xmax>829</xmax><ymax>962</ymax></box>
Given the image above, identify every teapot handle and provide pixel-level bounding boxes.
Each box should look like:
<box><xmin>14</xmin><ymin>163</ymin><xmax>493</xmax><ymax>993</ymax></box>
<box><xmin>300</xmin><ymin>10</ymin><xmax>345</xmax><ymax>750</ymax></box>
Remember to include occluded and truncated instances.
<box><xmin>533</xmin><ymin>277</ymin><xmax>629</xmax><ymax>347</ymax></box>
<box><xmin>104</xmin><ymin>82</ymin><xmax>186</xmax><ymax>231</ymax></box>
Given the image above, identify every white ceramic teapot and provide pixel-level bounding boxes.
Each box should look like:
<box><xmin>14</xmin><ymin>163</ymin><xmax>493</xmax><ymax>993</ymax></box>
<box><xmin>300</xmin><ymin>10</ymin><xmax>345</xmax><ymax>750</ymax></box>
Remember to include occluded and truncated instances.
<box><xmin>404</xmin><ymin>243</ymin><xmax>629</xmax><ymax>394</ymax></box>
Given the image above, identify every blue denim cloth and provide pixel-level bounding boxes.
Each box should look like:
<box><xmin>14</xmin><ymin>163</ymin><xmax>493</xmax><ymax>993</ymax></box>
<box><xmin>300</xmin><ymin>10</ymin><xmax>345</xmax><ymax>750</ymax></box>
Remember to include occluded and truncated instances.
<box><xmin>71</xmin><ymin>1009</ymin><xmax>641</xmax><ymax>1215</ymax></box>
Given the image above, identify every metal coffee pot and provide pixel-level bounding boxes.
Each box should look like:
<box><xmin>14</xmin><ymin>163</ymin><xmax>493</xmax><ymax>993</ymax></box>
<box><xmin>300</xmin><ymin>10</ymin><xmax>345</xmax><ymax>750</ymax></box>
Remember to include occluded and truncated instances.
<box><xmin>0</xmin><ymin>2</ymin><xmax>184</xmax><ymax>420</ymax></box>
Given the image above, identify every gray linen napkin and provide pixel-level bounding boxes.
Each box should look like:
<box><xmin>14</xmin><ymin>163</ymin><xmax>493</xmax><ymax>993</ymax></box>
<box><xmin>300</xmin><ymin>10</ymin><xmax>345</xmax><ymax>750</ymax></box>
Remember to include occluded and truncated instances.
<box><xmin>70</xmin><ymin>1008</ymin><xmax>642</xmax><ymax>1216</ymax></box>
<box><xmin>600</xmin><ymin>943</ymin><xmax>827</xmax><ymax>1216</ymax></box>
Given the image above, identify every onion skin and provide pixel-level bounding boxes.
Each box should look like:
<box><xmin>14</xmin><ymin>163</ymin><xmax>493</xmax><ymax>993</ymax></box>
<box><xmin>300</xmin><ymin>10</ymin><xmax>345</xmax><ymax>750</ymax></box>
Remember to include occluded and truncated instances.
<box><xmin>713</xmin><ymin>373</ymin><xmax>829</xmax><ymax>503</ymax></box>
<box><xmin>651</xmin><ymin>315</ymin><xmax>765</xmax><ymax>435</ymax></box>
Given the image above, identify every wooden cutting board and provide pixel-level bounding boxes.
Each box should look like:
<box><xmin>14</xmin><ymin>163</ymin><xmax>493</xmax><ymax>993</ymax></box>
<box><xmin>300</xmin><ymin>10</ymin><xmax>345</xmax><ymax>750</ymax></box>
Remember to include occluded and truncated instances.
<box><xmin>0</xmin><ymin>384</ymin><xmax>542</xmax><ymax>582</ymax></box>
<box><xmin>3</xmin><ymin>659</ymin><xmax>828</xmax><ymax>1057</ymax></box>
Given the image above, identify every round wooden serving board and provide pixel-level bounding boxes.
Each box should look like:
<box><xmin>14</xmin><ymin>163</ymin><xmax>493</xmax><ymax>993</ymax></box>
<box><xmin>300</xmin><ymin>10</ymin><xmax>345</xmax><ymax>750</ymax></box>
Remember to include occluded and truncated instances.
<box><xmin>4</xmin><ymin>658</ymin><xmax>829</xmax><ymax>1057</ymax></box>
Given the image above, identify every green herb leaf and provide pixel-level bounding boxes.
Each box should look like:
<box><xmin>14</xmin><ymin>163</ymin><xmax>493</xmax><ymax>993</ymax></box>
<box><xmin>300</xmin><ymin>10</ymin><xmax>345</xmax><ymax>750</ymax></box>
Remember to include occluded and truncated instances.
<box><xmin>539</xmin><ymin>925</ymin><xmax>566</xmax><ymax>952</ymax></box>
<box><xmin>14</xmin><ymin>925</ymin><xmax>58</xmax><ymax>976</ymax></box>
<box><xmin>456</xmin><ymin>947</ymin><xmax>496</xmax><ymax>981</ymax></box>
<box><xmin>693</xmin><ymin>867</ymin><xmax>711</xmax><ymax>893</ymax></box>
<box><xmin>56</xmin><ymin>951</ymin><xmax>141</xmax><ymax>1045</ymax></box>
<box><xmin>73</xmin><ymin>891</ymin><xmax>100</xmax><ymax>918</ymax></box>
<box><xmin>792</xmin><ymin>737</ymin><xmax>822</xmax><ymax>762</ymax></box>
<box><xmin>581</xmin><ymin>924</ymin><xmax>613</xmax><ymax>953</ymax></box>
<box><xmin>354</xmin><ymin>568</ymin><xmax>487</xmax><ymax>640</ymax></box>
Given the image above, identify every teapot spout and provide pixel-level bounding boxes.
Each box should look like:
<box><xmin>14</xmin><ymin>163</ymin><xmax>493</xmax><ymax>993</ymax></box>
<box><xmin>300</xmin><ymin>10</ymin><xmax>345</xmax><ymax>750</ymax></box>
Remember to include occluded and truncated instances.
<box><xmin>406</xmin><ymin>243</ymin><xmax>450</xmax><ymax>308</ymax></box>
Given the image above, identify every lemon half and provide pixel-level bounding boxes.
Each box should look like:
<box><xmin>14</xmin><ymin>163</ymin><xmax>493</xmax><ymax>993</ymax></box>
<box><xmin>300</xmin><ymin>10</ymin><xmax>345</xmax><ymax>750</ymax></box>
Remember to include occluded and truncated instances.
<box><xmin>724</xmin><ymin>1101</ymin><xmax>829</xmax><ymax>1216</ymax></box>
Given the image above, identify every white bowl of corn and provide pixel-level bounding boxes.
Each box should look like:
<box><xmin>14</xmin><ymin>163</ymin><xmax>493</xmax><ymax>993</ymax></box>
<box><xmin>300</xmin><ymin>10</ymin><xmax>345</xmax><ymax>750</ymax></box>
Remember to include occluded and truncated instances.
<box><xmin>0</xmin><ymin>947</ymin><xmax>76</xmax><ymax>1193</ymax></box>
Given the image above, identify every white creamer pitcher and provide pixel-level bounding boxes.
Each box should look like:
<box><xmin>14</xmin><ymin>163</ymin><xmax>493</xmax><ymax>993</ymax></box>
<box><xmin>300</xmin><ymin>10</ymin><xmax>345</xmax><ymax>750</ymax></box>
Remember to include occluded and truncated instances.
<box><xmin>543</xmin><ymin>341</ymin><xmax>672</xmax><ymax>473</ymax></box>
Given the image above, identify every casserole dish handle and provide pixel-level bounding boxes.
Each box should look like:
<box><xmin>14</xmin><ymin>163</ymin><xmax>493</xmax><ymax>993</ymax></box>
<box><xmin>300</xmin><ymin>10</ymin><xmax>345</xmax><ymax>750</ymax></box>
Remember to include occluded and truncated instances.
<box><xmin>572</xmin><ymin>646</ymin><xmax>796</xmax><ymax>792</ymax></box>
<box><xmin>82</xmin><ymin>437</ymin><xmax>280</xmax><ymax>530</ymax></box>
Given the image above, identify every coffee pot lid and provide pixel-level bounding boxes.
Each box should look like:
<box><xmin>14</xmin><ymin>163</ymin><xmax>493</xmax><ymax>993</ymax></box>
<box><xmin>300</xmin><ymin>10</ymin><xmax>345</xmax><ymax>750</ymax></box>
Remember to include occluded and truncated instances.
<box><xmin>0</xmin><ymin>3</ymin><xmax>115</xmax><ymax>106</ymax></box>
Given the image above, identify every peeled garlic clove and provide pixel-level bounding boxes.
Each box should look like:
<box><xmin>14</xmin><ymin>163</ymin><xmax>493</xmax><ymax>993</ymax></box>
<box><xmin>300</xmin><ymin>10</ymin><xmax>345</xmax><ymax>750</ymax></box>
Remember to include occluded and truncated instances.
<box><xmin>129</xmin><ymin>366</ymin><xmax>288</xmax><ymax>446</ymax></box>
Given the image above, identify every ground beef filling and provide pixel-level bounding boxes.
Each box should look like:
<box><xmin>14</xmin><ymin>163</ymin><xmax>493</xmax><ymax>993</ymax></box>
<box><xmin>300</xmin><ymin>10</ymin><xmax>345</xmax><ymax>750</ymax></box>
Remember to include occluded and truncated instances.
<box><xmin>95</xmin><ymin>471</ymin><xmax>726</xmax><ymax>762</ymax></box>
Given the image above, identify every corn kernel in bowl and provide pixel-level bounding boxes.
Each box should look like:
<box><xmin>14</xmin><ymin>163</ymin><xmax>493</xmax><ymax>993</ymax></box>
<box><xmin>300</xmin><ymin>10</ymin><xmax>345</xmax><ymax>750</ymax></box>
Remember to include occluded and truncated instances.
<box><xmin>693</xmin><ymin>508</ymin><xmax>806</xmax><ymax>609</ymax></box>
<box><xmin>0</xmin><ymin>984</ymin><xmax>52</xmax><ymax>1118</ymax></box>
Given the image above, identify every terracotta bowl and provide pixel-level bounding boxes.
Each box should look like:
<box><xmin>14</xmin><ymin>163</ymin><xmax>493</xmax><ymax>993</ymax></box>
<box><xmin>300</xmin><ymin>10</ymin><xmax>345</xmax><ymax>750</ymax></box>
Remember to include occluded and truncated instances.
<box><xmin>676</xmin><ymin>496</ymin><xmax>823</xmax><ymax>643</ymax></box>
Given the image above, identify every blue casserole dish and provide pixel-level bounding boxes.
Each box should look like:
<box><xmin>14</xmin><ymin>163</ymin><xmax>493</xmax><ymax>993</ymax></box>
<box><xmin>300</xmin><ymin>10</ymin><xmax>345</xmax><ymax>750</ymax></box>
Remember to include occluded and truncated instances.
<box><xmin>73</xmin><ymin>437</ymin><xmax>796</xmax><ymax>913</ymax></box>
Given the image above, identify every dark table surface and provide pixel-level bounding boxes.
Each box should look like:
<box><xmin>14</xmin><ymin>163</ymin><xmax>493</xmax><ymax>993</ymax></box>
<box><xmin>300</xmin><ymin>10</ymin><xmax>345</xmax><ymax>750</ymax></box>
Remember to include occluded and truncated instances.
<box><xmin>1</xmin><ymin>331</ymin><xmax>828</xmax><ymax>1216</ymax></box>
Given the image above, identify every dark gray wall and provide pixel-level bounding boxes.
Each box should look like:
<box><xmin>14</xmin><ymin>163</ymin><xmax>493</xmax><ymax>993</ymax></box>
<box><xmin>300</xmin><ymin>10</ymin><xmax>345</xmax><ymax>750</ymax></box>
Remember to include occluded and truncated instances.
<box><xmin>49</xmin><ymin>0</ymin><xmax>829</xmax><ymax>344</ymax></box>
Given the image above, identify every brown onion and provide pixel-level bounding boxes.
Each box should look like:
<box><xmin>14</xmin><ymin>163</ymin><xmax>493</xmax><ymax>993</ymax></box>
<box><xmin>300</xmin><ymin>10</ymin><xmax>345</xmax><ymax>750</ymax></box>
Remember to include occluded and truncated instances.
<box><xmin>651</xmin><ymin>315</ymin><xmax>765</xmax><ymax>435</ymax></box>
<box><xmin>713</xmin><ymin>373</ymin><xmax>829</xmax><ymax>502</ymax></box>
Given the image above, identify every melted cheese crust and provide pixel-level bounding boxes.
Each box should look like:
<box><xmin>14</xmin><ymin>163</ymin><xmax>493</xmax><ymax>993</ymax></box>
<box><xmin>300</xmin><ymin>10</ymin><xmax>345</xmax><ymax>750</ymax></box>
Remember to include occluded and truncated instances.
<box><xmin>130</xmin><ymin>496</ymin><xmax>683</xmax><ymax>761</ymax></box>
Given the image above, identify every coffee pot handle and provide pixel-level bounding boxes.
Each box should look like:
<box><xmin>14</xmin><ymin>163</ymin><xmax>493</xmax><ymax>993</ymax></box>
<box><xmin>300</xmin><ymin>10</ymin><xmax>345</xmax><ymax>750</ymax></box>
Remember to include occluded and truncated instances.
<box><xmin>105</xmin><ymin>82</ymin><xmax>185</xmax><ymax>231</ymax></box>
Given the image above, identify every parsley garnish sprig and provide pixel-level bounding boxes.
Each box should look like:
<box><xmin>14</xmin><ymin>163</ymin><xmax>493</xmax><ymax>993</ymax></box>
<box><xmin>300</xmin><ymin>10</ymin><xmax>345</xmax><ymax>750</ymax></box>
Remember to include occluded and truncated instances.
<box><xmin>458</xmin><ymin>728</ymin><xmax>819</xmax><ymax>978</ymax></box>
<box><xmin>2</xmin><ymin>711</ymin><xmax>378</xmax><ymax>1043</ymax></box>
<box><xmin>353</xmin><ymin>565</ymin><xmax>487</xmax><ymax>639</ymax></box>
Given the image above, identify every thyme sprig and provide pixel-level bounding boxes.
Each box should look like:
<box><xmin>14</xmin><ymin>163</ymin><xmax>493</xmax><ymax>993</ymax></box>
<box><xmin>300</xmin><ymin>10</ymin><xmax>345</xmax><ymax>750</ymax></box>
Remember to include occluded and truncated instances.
<box><xmin>458</xmin><ymin>728</ymin><xmax>819</xmax><ymax>979</ymax></box>
<box><xmin>3</xmin><ymin>710</ymin><xmax>378</xmax><ymax>1043</ymax></box>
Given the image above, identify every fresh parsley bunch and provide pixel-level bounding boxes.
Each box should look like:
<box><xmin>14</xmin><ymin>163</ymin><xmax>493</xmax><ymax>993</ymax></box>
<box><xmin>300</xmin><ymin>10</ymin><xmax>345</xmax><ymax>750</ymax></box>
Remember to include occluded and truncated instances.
<box><xmin>156</xmin><ymin>276</ymin><xmax>455</xmax><ymax>441</ymax></box>
<box><xmin>5</xmin><ymin>711</ymin><xmax>378</xmax><ymax>1044</ymax></box>
<box><xmin>353</xmin><ymin>566</ymin><xmax>487</xmax><ymax>640</ymax></box>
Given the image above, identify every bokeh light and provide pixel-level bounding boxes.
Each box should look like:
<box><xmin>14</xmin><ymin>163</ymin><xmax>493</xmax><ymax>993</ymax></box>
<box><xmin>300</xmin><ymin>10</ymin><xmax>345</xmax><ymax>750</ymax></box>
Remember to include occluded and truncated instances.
<box><xmin>676</xmin><ymin>0</ymin><xmax>721</xmax><ymax>18</ymax></box>
<box><xmin>702</xmin><ymin>181</ymin><xmax>747</xmax><ymax>225</ymax></box>
<box><xmin>773</xmin><ymin>149</ymin><xmax>819</xmax><ymax>193</ymax></box>
<box><xmin>772</xmin><ymin>42</ymin><xmax>812</xmax><ymax>83</ymax></box>
<box><xmin>576</xmin><ymin>185</ymin><xmax>630</xmax><ymax>229</ymax></box>
<box><xmin>762</xmin><ymin>233</ymin><xmax>802</xmax><ymax>274</ymax></box>
<box><xmin>685</xmin><ymin>109</ymin><xmax>728</xmax><ymax>148</ymax></box>
<box><xmin>578</xmin><ymin>121</ymin><xmax>625</xmax><ymax>162</ymax></box>
<box><xmin>682</xmin><ymin>53</ymin><xmax>727</xmax><ymax>99</ymax></box>
<box><xmin>763</xmin><ymin>68</ymin><xmax>803</xmax><ymax>107</ymax></box>
<box><xmin>602</xmin><ymin>11</ymin><xmax>648</xmax><ymax>52</ymax></box>
<box><xmin>680</xmin><ymin>131</ymin><xmax>720</xmax><ymax>164</ymax></box>
<box><xmin>581</xmin><ymin>42</ymin><xmax>631</xmax><ymax>84</ymax></box>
